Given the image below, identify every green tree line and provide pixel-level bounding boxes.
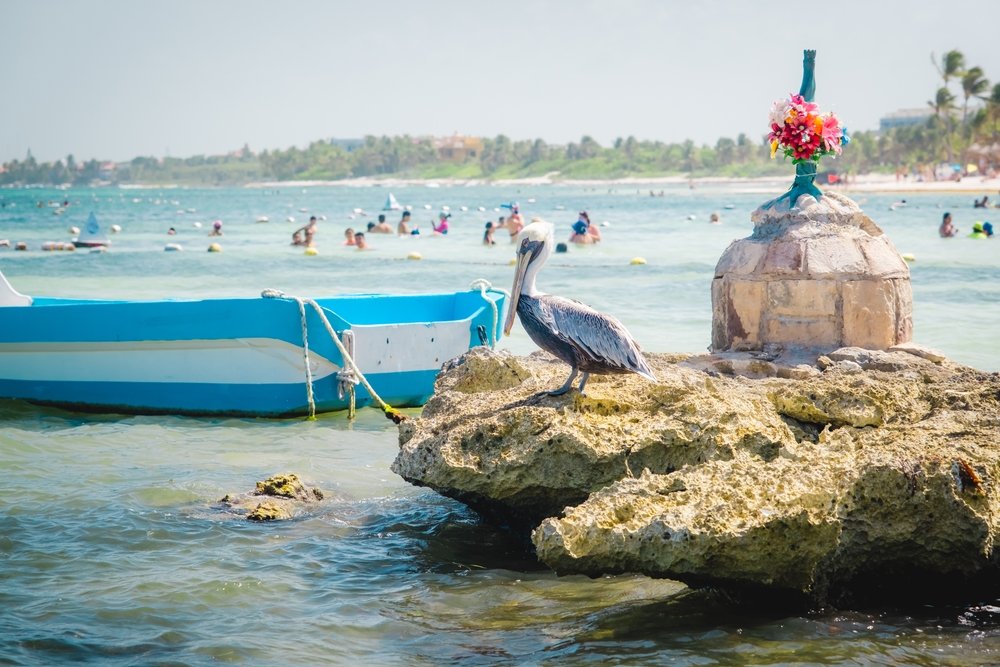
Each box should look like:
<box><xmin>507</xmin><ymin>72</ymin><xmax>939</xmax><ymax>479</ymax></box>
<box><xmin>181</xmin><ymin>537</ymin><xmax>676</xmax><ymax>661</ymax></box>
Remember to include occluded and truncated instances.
<box><xmin>4</xmin><ymin>49</ymin><xmax>998</xmax><ymax>187</ymax></box>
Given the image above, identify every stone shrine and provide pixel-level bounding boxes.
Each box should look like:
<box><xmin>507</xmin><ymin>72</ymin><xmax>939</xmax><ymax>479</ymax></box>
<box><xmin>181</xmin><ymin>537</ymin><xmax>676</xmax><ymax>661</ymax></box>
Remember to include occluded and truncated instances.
<box><xmin>711</xmin><ymin>51</ymin><xmax>912</xmax><ymax>353</ymax></box>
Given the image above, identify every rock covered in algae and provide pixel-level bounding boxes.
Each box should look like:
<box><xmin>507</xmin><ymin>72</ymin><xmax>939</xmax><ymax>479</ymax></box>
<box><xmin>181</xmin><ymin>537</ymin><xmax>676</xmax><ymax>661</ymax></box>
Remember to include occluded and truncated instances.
<box><xmin>254</xmin><ymin>473</ymin><xmax>324</xmax><ymax>501</ymax></box>
<box><xmin>219</xmin><ymin>473</ymin><xmax>324</xmax><ymax>521</ymax></box>
<box><xmin>393</xmin><ymin>346</ymin><xmax>1000</xmax><ymax>602</ymax></box>
<box><xmin>247</xmin><ymin>500</ymin><xmax>291</xmax><ymax>522</ymax></box>
<box><xmin>395</xmin><ymin>347</ymin><xmax>775</xmax><ymax>528</ymax></box>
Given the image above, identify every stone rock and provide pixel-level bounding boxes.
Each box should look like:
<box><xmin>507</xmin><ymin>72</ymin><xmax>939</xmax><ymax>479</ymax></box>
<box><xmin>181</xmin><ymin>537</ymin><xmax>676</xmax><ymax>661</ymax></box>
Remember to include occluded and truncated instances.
<box><xmin>826</xmin><ymin>346</ymin><xmax>916</xmax><ymax>372</ymax></box>
<box><xmin>254</xmin><ymin>473</ymin><xmax>324</xmax><ymax>501</ymax></box>
<box><xmin>394</xmin><ymin>347</ymin><xmax>1000</xmax><ymax>603</ymax></box>
<box><xmin>889</xmin><ymin>341</ymin><xmax>948</xmax><ymax>364</ymax></box>
<box><xmin>394</xmin><ymin>347</ymin><xmax>788</xmax><ymax>528</ymax></box>
<box><xmin>712</xmin><ymin>192</ymin><xmax>912</xmax><ymax>354</ymax></box>
<box><xmin>218</xmin><ymin>473</ymin><xmax>325</xmax><ymax>521</ymax></box>
<box><xmin>247</xmin><ymin>501</ymin><xmax>292</xmax><ymax>521</ymax></box>
<box><xmin>833</xmin><ymin>359</ymin><xmax>863</xmax><ymax>374</ymax></box>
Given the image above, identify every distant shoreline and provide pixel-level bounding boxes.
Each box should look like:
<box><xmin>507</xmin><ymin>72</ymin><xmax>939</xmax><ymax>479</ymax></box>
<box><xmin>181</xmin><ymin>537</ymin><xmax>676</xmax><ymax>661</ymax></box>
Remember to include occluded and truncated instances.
<box><xmin>240</xmin><ymin>174</ymin><xmax>1000</xmax><ymax>195</ymax></box>
<box><xmin>7</xmin><ymin>174</ymin><xmax>997</xmax><ymax>196</ymax></box>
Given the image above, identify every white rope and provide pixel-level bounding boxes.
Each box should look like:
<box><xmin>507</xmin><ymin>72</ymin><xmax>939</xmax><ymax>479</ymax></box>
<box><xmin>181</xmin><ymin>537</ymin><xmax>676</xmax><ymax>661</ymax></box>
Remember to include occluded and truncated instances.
<box><xmin>262</xmin><ymin>289</ymin><xmax>402</xmax><ymax>422</ymax></box>
<box><xmin>262</xmin><ymin>281</ymin><xmax>505</xmax><ymax>419</ymax></box>
<box><xmin>295</xmin><ymin>296</ymin><xmax>317</xmax><ymax>419</ymax></box>
<box><xmin>468</xmin><ymin>279</ymin><xmax>509</xmax><ymax>349</ymax></box>
<box><xmin>336</xmin><ymin>331</ymin><xmax>358</xmax><ymax>420</ymax></box>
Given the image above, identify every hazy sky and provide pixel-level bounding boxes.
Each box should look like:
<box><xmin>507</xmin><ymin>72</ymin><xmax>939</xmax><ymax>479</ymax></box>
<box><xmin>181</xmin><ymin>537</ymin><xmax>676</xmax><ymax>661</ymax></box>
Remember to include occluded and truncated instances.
<box><xmin>3</xmin><ymin>0</ymin><xmax>1000</xmax><ymax>163</ymax></box>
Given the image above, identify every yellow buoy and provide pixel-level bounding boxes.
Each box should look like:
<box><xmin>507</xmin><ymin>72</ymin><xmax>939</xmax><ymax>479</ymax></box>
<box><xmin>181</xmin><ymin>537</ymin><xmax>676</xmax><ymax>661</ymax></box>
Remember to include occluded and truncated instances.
<box><xmin>508</xmin><ymin>258</ymin><xmax>517</xmax><ymax>266</ymax></box>
<box><xmin>304</xmin><ymin>246</ymin><xmax>318</xmax><ymax>256</ymax></box>
<box><xmin>208</xmin><ymin>243</ymin><xmax>222</xmax><ymax>253</ymax></box>
<box><xmin>407</xmin><ymin>251</ymin><xmax>422</xmax><ymax>260</ymax></box>
<box><xmin>630</xmin><ymin>257</ymin><xmax>647</xmax><ymax>265</ymax></box>
<box><xmin>902</xmin><ymin>253</ymin><xmax>915</xmax><ymax>262</ymax></box>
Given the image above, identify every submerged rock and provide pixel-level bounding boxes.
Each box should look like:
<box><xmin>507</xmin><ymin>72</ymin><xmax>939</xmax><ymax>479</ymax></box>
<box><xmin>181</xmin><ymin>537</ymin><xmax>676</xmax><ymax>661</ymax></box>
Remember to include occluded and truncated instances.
<box><xmin>247</xmin><ymin>500</ymin><xmax>292</xmax><ymax>522</ymax></box>
<box><xmin>219</xmin><ymin>473</ymin><xmax>324</xmax><ymax>521</ymax></box>
<box><xmin>393</xmin><ymin>346</ymin><xmax>1000</xmax><ymax>602</ymax></box>
<box><xmin>254</xmin><ymin>473</ymin><xmax>325</xmax><ymax>501</ymax></box>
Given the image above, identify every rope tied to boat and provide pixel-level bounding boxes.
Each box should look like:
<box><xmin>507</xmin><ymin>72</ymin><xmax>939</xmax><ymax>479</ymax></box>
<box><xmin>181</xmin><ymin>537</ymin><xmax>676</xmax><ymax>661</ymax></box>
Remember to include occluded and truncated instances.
<box><xmin>336</xmin><ymin>332</ymin><xmax>359</xmax><ymax>420</ymax></box>
<box><xmin>468</xmin><ymin>279</ymin><xmax>508</xmax><ymax>349</ymax></box>
<box><xmin>261</xmin><ymin>289</ymin><xmax>405</xmax><ymax>424</ymax></box>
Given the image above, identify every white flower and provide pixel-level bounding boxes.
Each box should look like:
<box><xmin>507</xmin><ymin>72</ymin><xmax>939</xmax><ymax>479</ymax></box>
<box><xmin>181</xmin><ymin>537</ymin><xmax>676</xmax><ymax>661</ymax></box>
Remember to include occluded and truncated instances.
<box><xmin>768</xmin><ymin>98</ymin><xmax>791</xmax><ymax>128</ymax></box>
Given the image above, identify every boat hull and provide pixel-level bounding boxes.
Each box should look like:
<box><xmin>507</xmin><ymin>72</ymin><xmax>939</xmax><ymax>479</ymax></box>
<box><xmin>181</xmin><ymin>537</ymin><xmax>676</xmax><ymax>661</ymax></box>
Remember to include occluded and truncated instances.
<box><xmin>0</xmin><ymin>369</ymin><xmax>438</xmax><ymax>417</ymax></box>
<box><xmin>0</xmin><ymin>290</ymin><xmax>505</xmax><ymax>417</ymax></box>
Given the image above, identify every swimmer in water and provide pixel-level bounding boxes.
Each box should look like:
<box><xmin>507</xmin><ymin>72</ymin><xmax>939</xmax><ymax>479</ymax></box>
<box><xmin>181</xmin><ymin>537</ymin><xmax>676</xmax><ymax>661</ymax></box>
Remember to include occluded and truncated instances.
<box><xmin>370</xmin><ymin>214</ymin><xmax>393</xmax><ymax>234</ymax></box>
<box><xmin>505</xmin><ymin>204</ymin><xmax>523</xmax><ymax>241</ymax></box>
<box><xmin>292</xmin><ymin>216</ymin><xmax>317</xmax><ymax>246</ymax></box>
<box><xmin>432</xmin><ymin>212</ymin><xmax>450</xmax><ymax>234</ymax></box>
<box><xmin>939</xmin><ymin>212</ymin><xmax>957</xmax><ymax>238</ymax></box>
<box><xmin>569</xmin><ymin>211</ymin><xmax>598</xmax><ymax>244</ymax></box>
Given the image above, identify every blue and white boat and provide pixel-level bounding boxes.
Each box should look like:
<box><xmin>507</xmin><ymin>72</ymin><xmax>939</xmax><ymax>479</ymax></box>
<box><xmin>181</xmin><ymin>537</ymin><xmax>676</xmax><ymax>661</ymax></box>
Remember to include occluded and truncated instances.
<box><xmin>0</xmin><ymin>272</ymin><xmax>506</xmax><ymax>417</ymax></box>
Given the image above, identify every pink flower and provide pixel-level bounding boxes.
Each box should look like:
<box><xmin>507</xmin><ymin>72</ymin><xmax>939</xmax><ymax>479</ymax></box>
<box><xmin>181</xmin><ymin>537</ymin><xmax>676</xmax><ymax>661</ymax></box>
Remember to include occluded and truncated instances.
<box><xmin>768</xmin><ymin>122</ymin><xmax>783</xmax><ymax>144</ymax></box>
<box><xmin>788</xmin><ymin>94</ymin><xmax>818</xmax><ymax>116</ymax></box>
<box><xmin>820</xmin><ymin>114</ymin><xmax>843</xmax><ymax>154</ymax></box>
<box><xmin>767</xmin><ymin>95</ymin><xmax>845</xmax><ymax>163</ymax></box>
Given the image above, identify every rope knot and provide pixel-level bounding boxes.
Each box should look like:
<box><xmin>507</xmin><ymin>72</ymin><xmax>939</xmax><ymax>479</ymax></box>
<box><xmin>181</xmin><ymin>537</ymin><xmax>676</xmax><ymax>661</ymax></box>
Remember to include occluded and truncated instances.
<box><xmin>336</xmin><ymin>368</ymin><xmax>359</xmax><ymax>400</ymax></box>
<box><xmin>468</xmin><ymin>278</ymin><xmax>493</xmax><ymax>292</ymax></box>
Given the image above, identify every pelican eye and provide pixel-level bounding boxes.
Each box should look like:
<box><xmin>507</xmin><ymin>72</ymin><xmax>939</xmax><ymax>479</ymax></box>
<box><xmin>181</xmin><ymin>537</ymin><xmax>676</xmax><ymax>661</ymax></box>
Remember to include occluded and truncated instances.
<box><xmin>518</xmin><ymin>239</ymin><xmax>544</xmax><ymax>259</ymax></box>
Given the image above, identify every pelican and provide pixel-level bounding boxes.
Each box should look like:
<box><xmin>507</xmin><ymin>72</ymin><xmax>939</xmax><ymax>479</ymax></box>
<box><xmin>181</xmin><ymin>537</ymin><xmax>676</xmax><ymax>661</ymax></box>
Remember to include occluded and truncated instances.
<box><xmin>503</xmin><ymin>221</ymin><xmax>656</xmax><ymax>395</ymax></box>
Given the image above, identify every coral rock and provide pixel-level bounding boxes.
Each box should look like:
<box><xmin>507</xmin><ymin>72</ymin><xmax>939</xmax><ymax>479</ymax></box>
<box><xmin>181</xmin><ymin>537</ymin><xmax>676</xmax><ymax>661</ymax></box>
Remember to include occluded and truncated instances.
<box><xmin>218</xmin><ymin>472</ymin><xmax>324</xmax><ymax>521</ymax></box>
<box><xmin>394</xmin><ymin>346</ymin><xmax>1000</xmax><ymax>602</ymax></box>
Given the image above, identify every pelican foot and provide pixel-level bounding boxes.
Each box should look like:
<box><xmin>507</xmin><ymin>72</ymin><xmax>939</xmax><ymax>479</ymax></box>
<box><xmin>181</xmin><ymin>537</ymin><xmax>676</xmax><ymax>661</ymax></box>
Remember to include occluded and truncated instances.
<box><xmin>544</xmin><ymin>368</ymin><xmax>579</xmax><ymax>397</ymax></box>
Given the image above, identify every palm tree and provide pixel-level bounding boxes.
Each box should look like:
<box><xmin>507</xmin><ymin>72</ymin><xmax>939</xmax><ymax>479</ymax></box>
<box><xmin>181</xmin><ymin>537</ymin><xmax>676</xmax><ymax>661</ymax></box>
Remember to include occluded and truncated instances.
<box><xmin>932</xmin><ymin>49</ymin><xmax>965</xmax><ymax>88</ymax></box>
<box><xmin>989</xmin><ymin>83</ymin><xmax>1000</xmax><ymax>140</ymax></box>
<box><xmin>961</xmin><ymin>66</ymin><xmax>990</xmax><ymax>123</ymax></box>
<box><xmin>929</xmin><ymin>87</ymin><xmax>958</xmax><ymax>161</ymax></box>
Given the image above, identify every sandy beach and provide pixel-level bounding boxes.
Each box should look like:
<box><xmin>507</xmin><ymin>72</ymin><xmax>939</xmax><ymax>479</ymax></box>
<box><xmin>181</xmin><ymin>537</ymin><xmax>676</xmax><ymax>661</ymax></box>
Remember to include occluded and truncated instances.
<box><xmin>243</xmin><ymin>173</ymin><xmax>1000</xmax><ymax>195</ymax></box>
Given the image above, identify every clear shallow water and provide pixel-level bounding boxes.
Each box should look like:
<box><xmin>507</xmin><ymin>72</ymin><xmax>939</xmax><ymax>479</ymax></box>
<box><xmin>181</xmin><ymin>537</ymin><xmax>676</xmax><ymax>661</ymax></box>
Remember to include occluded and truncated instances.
<box><xmin>1</xmin><ymin>184</ymin><xmax>999</xmax><ymax>665</ymax></box>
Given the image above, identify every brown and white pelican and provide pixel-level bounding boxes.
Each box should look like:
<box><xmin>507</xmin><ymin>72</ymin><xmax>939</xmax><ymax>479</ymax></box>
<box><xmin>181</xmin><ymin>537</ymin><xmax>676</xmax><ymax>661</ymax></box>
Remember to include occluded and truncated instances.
<box><xmin>503</xmin><ymin>220</ymin><xmax>656</xmax><ymax>395</ymax></box>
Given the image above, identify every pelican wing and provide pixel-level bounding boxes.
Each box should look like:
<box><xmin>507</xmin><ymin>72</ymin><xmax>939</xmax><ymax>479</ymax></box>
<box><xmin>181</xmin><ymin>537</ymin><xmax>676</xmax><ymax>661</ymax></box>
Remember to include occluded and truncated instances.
<box><xmin>537</xmin><ymin>295</ymin><xmax>655</xmax><ymax>379</ymax></box>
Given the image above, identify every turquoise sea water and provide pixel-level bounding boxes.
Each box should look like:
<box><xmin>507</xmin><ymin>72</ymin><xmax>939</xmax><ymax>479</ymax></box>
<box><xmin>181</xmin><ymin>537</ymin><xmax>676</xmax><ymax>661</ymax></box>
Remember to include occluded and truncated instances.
<box><xmin>1</xmin><ymin>184</ymin><xmax>999</xmax><ymax>665</ymax></box>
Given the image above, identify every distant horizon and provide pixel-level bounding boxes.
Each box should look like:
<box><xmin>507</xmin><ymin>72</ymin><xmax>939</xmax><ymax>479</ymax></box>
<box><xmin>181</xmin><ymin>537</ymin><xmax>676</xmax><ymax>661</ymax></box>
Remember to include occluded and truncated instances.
<box><xmin>0</xmin><ymin>111</ymin><xmax>914</xmax><ymax>166</ymax></box>
<box><xmin>4</xmin><ymin>0</ymin><xmax>1000</xmax><ymax>164</ymax></box>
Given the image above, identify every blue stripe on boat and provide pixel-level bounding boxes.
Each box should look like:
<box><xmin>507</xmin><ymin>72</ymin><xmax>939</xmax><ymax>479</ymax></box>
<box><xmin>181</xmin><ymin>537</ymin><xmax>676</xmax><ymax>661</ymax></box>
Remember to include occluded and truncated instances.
<box><xmin>0</xmin><ymin>369</ymin><xmax>440</xmax><ymax>418</ymax></box>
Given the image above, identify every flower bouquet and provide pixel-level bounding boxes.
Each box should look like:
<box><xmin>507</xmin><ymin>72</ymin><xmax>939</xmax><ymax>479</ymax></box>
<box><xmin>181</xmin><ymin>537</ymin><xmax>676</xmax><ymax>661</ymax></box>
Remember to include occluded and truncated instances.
<box><xmin>768</xmin><ymin>94</ymin><xmax>849</xmax><ymax>164</ymax></box>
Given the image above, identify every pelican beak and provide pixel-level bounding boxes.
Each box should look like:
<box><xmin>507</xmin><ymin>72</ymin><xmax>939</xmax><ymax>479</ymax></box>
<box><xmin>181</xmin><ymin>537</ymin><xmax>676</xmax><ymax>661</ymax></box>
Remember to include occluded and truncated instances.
<box><xmin>504</xmin><ymin>249</ymin><xmax>533</xmax><ymax>335</ymax></box>
<box><xmin>505</xmin><ymin>237</ymin><xmax>545</xmax><ymax>335</ymax></box>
